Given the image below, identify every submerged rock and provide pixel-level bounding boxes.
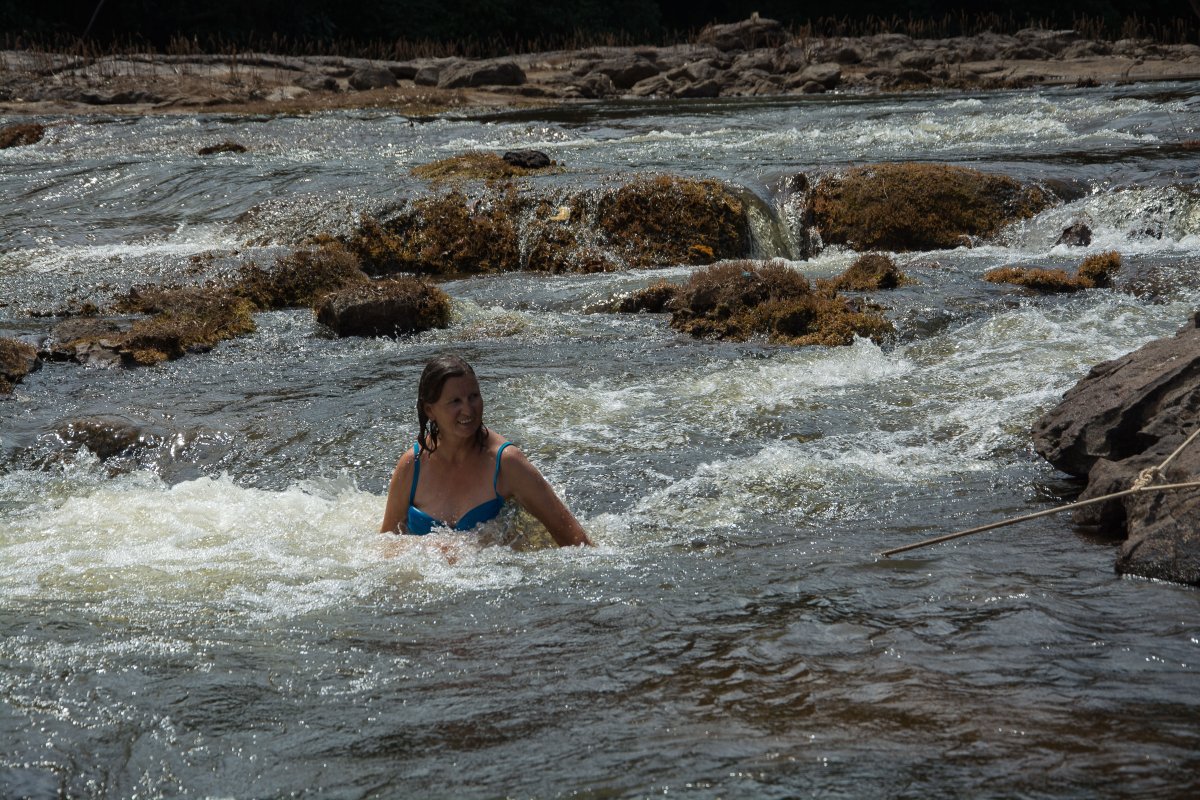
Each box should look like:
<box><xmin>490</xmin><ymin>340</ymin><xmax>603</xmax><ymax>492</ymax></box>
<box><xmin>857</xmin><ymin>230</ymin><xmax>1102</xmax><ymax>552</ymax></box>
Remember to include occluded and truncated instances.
<box><xmin>1055</xmin><ymin>221</ymin><xmax>1093</xmax><ymax>247</ymax></box>
<box><xmin>197</xmin><ymin>141</ymin><xmax>248</xmax><ymax>155</ymax></box>
<box><xmin>1032</xmin><ymin>313</ymin><xmax>1200</xmax><ymax>586</ymax></box>
<box><xmin>48</xmin><ymin>415</ymin><xmax>155</xmax><ymax>460</ymax></box>
<box><xmin>0</xmin><ymin>122</ymin><xmax>45</xmax><ymax>149</ymax></box>
<box><xmin>45</xmin><ymin>317</ymin><xmax>130</xmax><ymax>366</ymax></box>
<box><xmin>501</xmin><ymin>150</ymin><xmax>552</xmax><ymax>169</ymax></box>
<box><xmin>411</xmin><ymin>151</ymin><xmax>554</xmax><ymax>182</ymax></box>
<box><xmin>806</xmin><ymin>163</ymin><xmax>1053</xmax><ymax>252</ymax></box>
<box><xmin>315</xmin><ymin>278</ymin><xmax>451</xmax><ymax>337</ymax></box>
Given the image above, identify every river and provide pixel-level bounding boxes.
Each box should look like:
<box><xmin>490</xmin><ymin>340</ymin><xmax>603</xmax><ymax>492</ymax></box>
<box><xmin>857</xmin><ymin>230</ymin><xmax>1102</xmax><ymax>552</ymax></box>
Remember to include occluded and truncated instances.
<box><xmin>1</xmin><ymin>82</ymin><xmax>1199</xmax><ymax>798</ymax></box>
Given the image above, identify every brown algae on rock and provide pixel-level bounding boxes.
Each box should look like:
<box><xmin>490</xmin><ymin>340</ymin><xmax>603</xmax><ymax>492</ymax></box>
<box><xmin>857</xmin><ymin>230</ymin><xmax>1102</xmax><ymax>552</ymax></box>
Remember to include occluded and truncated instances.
<box><xmin>808</xmin><ymin>163</ymin><xmax>1053</xmax><ymax>252</ymax></box>
<box><xmin>614</xmin><ymin>260</ymin><xmax>894</xmax><ymax>347</ymax></box>
<box><xmin>984</xmin><ymin>250</ymin><xmax>1121</xmax><ymax>292</ymax></box>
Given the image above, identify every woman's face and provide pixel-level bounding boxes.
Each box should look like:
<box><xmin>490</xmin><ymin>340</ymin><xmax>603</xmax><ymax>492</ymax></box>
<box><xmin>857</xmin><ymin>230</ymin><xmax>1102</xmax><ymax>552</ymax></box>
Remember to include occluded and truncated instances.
<box><xmin>425</xmin><ymin>373</ymin><xmax>484</xmax><ymax>441</ymax></box>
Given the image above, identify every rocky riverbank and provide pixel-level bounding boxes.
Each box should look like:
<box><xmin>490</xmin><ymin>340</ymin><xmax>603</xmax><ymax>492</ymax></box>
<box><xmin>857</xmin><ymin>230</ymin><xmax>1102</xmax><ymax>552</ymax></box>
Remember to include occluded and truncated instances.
<box><xmin>1034</xmin><ymin>315</ymin><xmax>1200</xmax><ymax>587</ymax></box>
<box><xmin>2</xmin><ymin>17</ymin><xmax>1200</xmax><ymax>116</ymax></box>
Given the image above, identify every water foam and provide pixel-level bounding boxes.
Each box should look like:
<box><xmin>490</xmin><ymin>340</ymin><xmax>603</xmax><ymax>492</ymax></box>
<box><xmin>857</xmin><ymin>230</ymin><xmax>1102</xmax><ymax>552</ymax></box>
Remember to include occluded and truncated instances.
<box><xmin>0</xmin><ymin>465</ymin><xmax>567</xmax><ymax>619</ymax></box>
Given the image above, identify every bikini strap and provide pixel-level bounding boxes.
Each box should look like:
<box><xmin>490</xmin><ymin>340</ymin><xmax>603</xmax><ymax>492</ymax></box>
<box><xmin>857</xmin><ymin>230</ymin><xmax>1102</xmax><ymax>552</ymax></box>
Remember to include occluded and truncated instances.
<box><xmin>409</xmin><ymin>441</ymin><xmax>421</xmax><ymax>505</ymax></box>
<box><xmin>493</xmin><ymin>442</ymin><xmax>512</xmax><ymax>494</ymax></box>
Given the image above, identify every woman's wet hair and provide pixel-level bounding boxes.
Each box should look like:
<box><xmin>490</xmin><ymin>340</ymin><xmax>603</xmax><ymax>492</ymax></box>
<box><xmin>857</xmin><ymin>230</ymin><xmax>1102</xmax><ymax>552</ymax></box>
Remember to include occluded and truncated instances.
<box><xmin>416</xmin><ymin>354</ymin><xmax>488</xmax><ymax>453</ymax></box>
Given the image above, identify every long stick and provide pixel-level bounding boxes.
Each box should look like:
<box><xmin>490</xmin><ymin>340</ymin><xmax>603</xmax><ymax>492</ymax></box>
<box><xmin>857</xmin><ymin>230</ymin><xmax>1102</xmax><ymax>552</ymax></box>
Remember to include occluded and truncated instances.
<box><xmin>879</xmin><ymin>480</ymin><xmax>1200</xmax><ymax>558</ymax></box>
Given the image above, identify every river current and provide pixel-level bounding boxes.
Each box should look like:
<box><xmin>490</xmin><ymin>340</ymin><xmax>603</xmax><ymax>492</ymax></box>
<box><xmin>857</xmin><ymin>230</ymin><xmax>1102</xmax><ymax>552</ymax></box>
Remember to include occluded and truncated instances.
<box><xmin>2</xmin><ymin>82</ymin><xmax>1199</xmax><ymax>798</ymax></box>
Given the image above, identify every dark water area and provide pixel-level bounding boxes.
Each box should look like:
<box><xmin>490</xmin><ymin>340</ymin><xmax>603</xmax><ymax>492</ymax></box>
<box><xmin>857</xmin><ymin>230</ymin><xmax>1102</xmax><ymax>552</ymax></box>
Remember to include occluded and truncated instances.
<box><xmin>2</xmin><ymin>82</ymin><xmax>1199</xmax><ymax>798</ymax></box>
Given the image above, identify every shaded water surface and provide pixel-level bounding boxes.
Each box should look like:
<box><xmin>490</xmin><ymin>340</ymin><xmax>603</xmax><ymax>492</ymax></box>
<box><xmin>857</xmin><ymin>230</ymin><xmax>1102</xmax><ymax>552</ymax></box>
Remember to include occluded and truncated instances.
<box><xmin>2</xmin><ymin>82</ymin><xmax>1199</xmax><ymax>798</ymax></box>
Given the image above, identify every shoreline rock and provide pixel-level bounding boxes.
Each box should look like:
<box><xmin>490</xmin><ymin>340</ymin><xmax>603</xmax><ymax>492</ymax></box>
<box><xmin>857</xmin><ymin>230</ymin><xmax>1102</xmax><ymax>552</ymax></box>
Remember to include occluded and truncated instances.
<box><xmin>2</xmin><ymin>21</ymin><xmax>1199</xmax><ymax>116</ymax></box>
<box><xmin>1033</xmin><ymin>313</ymin><xmax>1200</xmax><ymax>586</ymax></box>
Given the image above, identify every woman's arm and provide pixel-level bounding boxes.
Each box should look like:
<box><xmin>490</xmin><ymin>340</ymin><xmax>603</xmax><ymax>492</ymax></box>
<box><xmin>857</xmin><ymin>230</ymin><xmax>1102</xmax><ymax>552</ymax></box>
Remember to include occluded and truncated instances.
<box><xmin>500</xmin><ymin>446</ymin><xmax>593</xmax><ymax>547</ymax></box>
<box><xmin>379</xmin><ymin>450</ymin><xmax>416</xmax><ymax>535</ymax></box>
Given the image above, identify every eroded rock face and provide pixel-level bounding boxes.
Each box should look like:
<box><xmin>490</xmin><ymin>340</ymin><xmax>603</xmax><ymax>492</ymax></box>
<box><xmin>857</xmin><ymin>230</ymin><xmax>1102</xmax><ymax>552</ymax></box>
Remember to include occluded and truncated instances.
<box><xmin>1032</xmin><ymin>313</ymin><xmax>1200</xmax><ymax>586</ymax></box>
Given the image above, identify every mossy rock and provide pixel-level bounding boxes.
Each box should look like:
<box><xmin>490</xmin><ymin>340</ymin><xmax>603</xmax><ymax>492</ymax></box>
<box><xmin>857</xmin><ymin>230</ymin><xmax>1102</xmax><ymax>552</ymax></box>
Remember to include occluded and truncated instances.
<box><xmin>830</xmin><ymin>253</ymin><xmax>911</xmax><ymax>291</ymax></box>
<box><xmin>809</xmin><ymin>163</ymin><xmax>1053</xmax><ymax>252</ymax></box>
<box><xmin>667</xmin><ymin>260</ymin><xmax>893</xmax><ymax>346</ymax></box>
<box><xmin>411</xmin><ymin>151</ymin><xmax>557</xmax><ymax>183</ymax></box>
<box><xmin>595</xmin><ymin>176</ymin><xmax>751</xmax><ymax>267</ymax></box>
<box><xmin>315</xmin><ymin>278</ymin><xmax>452</xmax><ymax>337</ymax></box>
<box><xmin>0</xmin><ymin>337</ymin><xmax>39</xmax><ymax>394</ymax></box>
<box><xmin>231</xmin><ymin>243</ymin><xmax>370</xmax><ymax>309</ymax></box>
<box><xmin>524</xmin><ymin>199</ymin><xmax>620</xmax><ymax>273</ymax></box>
<box><xmin>1077</xmin><ymin>251</ymin><xmax>1121</xmax><ymax>288</ymax></box>
<box><xmin>984</xmin><ymin>250</ymin><xmax>1121</xmax><ymax>293</ymax></box>
<box><xmin>0</xmin><ymin>123</ymin><xmax>45</xmax><ymax>149</ymax></box>
<box><xmin>117</xmin><ymin>291</ymin><xmax>257</xmax><ymax>366</ymax></box>
<box><xmin>346</xmin><ymin>187</ymin><xmax>523</xmax><ymax>276</ymax></box>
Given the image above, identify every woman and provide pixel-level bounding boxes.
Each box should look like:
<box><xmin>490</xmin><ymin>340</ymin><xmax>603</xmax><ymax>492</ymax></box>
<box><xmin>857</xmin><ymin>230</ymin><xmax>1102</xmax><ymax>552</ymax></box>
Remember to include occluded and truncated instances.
<box><xmin>380</xmin><ymin>354</ymin><xmax>593</xmax><ymax>547</ymax></box>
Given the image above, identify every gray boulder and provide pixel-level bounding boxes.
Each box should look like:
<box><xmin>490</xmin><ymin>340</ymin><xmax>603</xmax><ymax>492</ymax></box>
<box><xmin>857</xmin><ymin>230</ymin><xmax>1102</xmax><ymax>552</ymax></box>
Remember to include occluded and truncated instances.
<box><xmin>1055</xmin><ymin>222</ymin><xmax>1093</xmax><ymax>247</ymax></box>
<box><xmin>697</xmin><ymin>15</ymin><xmax>787</xmax><ymax>52</ymax></box>
<box><xmin>349</xmin><ymin>66</ymin><xmax>396</xmax><ymax>90</ymax></box>
<box><xmin>591</xmin><ymin>56</ymin><xmax>660</xmax><ymax>89</ymax></box>
<box><xmin>438</xmin><ymin>59</ymin><xmax>526</xmax><ymax>89</ymax></box>
<box><xmin>785</xmin><ymin>63</ymin><xmax>841</xmax><ymax>90</ymax></box>
<box><xmin>1032</xmin><ymin>313</ymin><xmax>1200</xmax><ymax>586</ymax></box>
<box><xmin>630</xmin><ymin>74</ymin><xmax>674</xmax><ymax>97</ymax></box>
<box><xmin>570</xmin><ymin>73</ymin><xmax>617</xmax><ymax>99</ymax></box>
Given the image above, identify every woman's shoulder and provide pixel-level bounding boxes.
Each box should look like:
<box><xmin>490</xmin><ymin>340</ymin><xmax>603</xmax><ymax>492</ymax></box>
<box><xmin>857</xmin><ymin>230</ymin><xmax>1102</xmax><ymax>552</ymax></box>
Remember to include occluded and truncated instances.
<box><xmin>394</xmin><ymin>443</ymin><xmax>418</xmax><ymax>470</ymax></box>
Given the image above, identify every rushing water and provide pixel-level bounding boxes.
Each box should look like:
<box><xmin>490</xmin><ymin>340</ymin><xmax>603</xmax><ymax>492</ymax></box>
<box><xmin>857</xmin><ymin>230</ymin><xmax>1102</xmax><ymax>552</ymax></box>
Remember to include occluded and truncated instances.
<box><xmin>2</xmin><ymin>82</ymin><xmax>1200</xmax><ymax>798</ymax></box>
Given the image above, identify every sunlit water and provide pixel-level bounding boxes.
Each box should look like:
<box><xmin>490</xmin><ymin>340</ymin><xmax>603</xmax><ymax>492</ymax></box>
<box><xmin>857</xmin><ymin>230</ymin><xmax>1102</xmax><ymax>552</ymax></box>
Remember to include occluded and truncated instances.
<box><xmin>2</xmin><ymin>82</ymin><xmax>1199</xmax><ymax>798</ymax></box>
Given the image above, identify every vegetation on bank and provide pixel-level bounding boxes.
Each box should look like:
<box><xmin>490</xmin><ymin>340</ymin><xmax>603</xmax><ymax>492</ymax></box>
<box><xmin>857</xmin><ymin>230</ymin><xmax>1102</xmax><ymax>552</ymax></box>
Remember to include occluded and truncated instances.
<box><xmin>3</xmin><ymin>3</ymin><xmax>1196</xmax><ymax>60</ymax></box>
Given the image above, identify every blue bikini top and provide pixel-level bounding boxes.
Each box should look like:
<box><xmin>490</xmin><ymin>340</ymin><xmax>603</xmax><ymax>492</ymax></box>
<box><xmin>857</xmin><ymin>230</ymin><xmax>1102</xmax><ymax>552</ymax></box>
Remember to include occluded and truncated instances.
<box><xmin>405</xmin><ymin>441</ymin><xmax>511</xmax><ymax>535</ymax></box>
